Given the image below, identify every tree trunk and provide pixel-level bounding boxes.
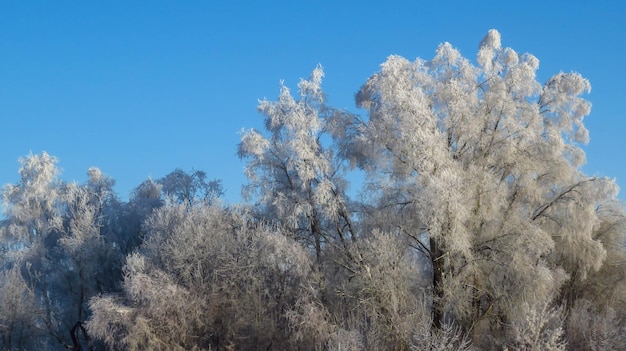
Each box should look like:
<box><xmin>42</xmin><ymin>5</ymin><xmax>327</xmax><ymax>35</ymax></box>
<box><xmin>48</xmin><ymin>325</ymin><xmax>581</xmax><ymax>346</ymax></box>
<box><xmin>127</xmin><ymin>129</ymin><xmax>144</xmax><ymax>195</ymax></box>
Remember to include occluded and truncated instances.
<box><xmin>70</xmin><ymin>322</ymin><xmax>83</xmax><ymax>351</ymax></box>
<box><xmin>430</xmin><ymin>236</ymin><xmax>445</xmax><ymax>330</ymax></box>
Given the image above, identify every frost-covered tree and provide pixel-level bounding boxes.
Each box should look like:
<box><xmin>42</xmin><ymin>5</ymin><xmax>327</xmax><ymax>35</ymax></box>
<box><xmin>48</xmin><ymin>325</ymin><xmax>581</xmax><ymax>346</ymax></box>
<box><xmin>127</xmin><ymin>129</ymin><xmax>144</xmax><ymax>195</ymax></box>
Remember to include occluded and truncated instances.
<box><xmin>1</xmin><ymin>152</ymin><xmax>63</xmax><ymax>250</ymax></box>
<box><xmin>239</xmin><ymin>66</ymin><xmax>434</xmax><ymax>350</ymax></box>
<box><xmin>332</xmin><ymin>29</ymin><xmax>626</xmax><ymax>348</ymax></box>
<box><xmin>87</xmin><ymin>202</ymin><xmax>315</xmax><ymax>351</ymax></box>
<box><xmin>48</xmin><ymin>179</ymin><xmax>123</xmax><ymax>350</ymax></box>
<box><xmin>0</xmin><ymin>154</ymin><xmax>129</xmax><ymax>350</ymax></box>
<box><xmin>0</xmin><ymin>153</ymin><xmax>68</xmax><ymax>348</ymax></box>
<box><xmin>566</xmin><ymin>299</ymin><xmax>626</xmax><ymax>350</ymax></box>
<box><xmin>0</xmin><ymin>157</ymin><xmax>229</xmax><ymax>350</ymax></box>
<box><xmin>158</xmin><ymin>168</ymin><xmax>223</xmax><ymax>204</ymax></box>
<box><xmin>0</xmin><ymin>262</ymin><xmax>45</xmax><ymax>350</ymax></box>
<box><xmin>111</xmin><ymin>177</ymin><xmax>164</xmax><ymax>255</ymax></box>
<box><xmin>238</xmin><ymin>65</ymin><xmax>359</xmax><ymax>268</ymax></box>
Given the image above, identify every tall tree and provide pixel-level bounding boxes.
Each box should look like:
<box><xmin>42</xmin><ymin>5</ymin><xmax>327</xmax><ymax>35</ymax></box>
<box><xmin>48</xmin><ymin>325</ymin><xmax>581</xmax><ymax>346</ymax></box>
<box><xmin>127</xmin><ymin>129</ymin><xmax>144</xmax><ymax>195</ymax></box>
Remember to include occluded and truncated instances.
<box><xmin>239</xmin><ymin>66</ymin><xmax>437</xmax><ymax>350</ymax></box>
<box><xmin>238</xmin><ymin>65</ymin><xmax>359</xmax><ymax>268</ymax></box>
<box><xmin>1</xmin><ymin>152</ymin><xmax>63</xmax><ymax>250</ymax></box>
<box><xmin>332</xmin><ymin>29</ymin><xmax>625</xmax><ymax>348</ymax></box>
<box><xmin>0</xmin><ymin>154</ymin><xmax>128</xmax><ymax>350</ymax></box>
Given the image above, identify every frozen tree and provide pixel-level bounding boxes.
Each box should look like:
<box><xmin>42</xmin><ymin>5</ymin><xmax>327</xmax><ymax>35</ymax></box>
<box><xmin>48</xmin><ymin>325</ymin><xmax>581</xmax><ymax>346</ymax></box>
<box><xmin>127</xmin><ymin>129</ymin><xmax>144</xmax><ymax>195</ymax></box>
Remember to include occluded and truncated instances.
<box><xmin>331</xmin><ymin>230</ymin><xmax>425</xmax><ymax>350</ymax></box>
<box><xmin>564</xmin><ymin>200</ymin><xmax>626</xmax><ymax>350</ymax></box>
<box><xmin>566</xmin><ymin>299</ymin><xmax>626</xmax><ymax>350</ymax></box>
<box><xmin>237</xmin><ymin>70</ymin><xmax>375</xmax><ymax>348</ymax></box>
<box><xmin>129</xmin><ymin>178</ymin><xmax>162</xmax><ymax>212</ymax></box>
<box><xmin>0</xmin><ymin>155</ymin><xmax>128</xmax><ymax>350</ymax></box>
<box><xmin>87</xmin><ymin>202</ymin><xmax>316</xmax><ymax>350</ymax></box>
<box><xmin>158</xmin><ymin>168</ymin><xmax>224</xmax><ymax>204</ymax></box>
<box><xmin>113</xmin><ymin>177</ymin><xmax>164</xmax><ymax>253</ymax></box>
<box><xmin>238</xmin><ymin>67</ymin><xmax>438</xmax><ymax>349</ymax></box>
<box><xmin>238</xmin><ymin>65</ymin><xmax>359</xmax><ymax>268</ymax></box>
<box><xmin>1</xmin><ymin>152</ymin><xmax>63</xmax><ymax>249</ymax></box>
<box><xmin>0</xmin><ymin>262</ymin><xmax>45</xmax><ymax>350</ymax></box>
<box><xmin>48</xmin><ymin>179</ymin><xmax>123</xmax><ymax>350</ymax></box>
<box><xmin>331</xmin><ymin>29</ymin><xmax>626</xmax><ymax>347</ymax></box>
<box><xmin>0</xmin><ymin>153</ymin><xmax>68</xmax><ymax>349</ymax></box>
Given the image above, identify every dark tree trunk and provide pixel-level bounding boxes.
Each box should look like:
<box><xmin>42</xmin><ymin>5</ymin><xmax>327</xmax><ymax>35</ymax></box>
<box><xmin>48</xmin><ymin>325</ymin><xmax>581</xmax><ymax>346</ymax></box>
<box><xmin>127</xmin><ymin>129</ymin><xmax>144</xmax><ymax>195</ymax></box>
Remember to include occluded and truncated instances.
<box><xmin>70</xmin><ymin>322</ymin><xmax>83</xmax><ymax>351</ymax></box>
<box><xmin>430</xmin><ymin>236</ymin><xmax>445</xmax><ymax>330</ymax></box>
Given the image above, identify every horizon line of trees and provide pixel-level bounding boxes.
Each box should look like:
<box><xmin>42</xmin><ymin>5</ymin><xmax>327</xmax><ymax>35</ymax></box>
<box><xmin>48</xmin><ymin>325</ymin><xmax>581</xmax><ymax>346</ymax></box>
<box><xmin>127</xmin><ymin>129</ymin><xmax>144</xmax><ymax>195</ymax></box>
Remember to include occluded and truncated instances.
<box><xmin>1</xmin><ymin>29</ymin><xmax>625</xmax><ymax>350</ymax></box>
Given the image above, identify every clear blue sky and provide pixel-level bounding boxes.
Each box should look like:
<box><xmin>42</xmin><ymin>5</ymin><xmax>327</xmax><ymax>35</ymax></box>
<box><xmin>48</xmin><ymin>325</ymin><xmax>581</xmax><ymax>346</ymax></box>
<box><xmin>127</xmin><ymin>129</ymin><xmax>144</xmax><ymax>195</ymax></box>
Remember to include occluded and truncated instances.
<box><xmin>1</xmin><ymin>1</ymin><xmax>624</xmax><ymax>203</ymax></box>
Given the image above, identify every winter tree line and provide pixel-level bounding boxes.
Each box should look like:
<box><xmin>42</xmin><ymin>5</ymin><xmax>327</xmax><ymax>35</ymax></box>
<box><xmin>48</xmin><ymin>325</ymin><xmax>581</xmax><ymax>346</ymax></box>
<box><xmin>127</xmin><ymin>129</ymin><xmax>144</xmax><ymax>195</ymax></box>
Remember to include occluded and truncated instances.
<box><xmin>1</xmin><ymin>30</ymin><xmax>625</xmax><ymax>350</ymax></box>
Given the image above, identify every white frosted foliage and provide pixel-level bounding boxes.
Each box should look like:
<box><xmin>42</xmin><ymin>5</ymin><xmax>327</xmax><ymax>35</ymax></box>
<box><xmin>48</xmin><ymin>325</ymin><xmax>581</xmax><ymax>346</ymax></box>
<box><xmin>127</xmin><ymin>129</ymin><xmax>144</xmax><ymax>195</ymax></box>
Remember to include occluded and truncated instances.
<box><xmin>238</xmin><ymin>64</ymin><xmax>357</xmax><ymax>263</ymax></box>
<box><xmin>342</xmin><ymin>29</ymin><xmax>622</xmax><ymax>348</ymax></box>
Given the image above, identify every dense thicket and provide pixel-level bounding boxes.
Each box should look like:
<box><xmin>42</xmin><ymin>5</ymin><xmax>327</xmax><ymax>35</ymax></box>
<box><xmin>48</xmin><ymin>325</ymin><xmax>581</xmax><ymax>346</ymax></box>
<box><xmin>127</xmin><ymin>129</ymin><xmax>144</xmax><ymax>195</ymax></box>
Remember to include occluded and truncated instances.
<box><xmin>1</xmin><ymin>30</ymin><xmax>625</xmax><ymax>350</ymax></box>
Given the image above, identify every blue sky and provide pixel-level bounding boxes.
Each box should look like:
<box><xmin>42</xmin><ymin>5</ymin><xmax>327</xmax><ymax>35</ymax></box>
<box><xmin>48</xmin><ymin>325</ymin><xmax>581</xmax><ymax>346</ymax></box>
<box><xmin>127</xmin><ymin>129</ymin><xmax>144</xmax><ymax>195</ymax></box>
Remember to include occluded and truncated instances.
<box><xmin>1</xmin><ymin>1</ymin><xmax>624</xmax><ymax>203</ymax></box>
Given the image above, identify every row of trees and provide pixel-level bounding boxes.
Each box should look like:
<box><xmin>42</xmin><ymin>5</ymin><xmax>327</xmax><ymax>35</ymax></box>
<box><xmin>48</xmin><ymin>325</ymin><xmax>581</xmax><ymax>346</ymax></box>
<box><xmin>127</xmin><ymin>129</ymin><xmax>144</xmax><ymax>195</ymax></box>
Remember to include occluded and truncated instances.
<box><xmin>0</xmin><ymin>157</ymin><xmax>223</xmax><ymax>350</ymax></box>
<box><xmin>1</xmin><ymin>30</ymin><xmax>625</xmax><ymax>350</ymax></box>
